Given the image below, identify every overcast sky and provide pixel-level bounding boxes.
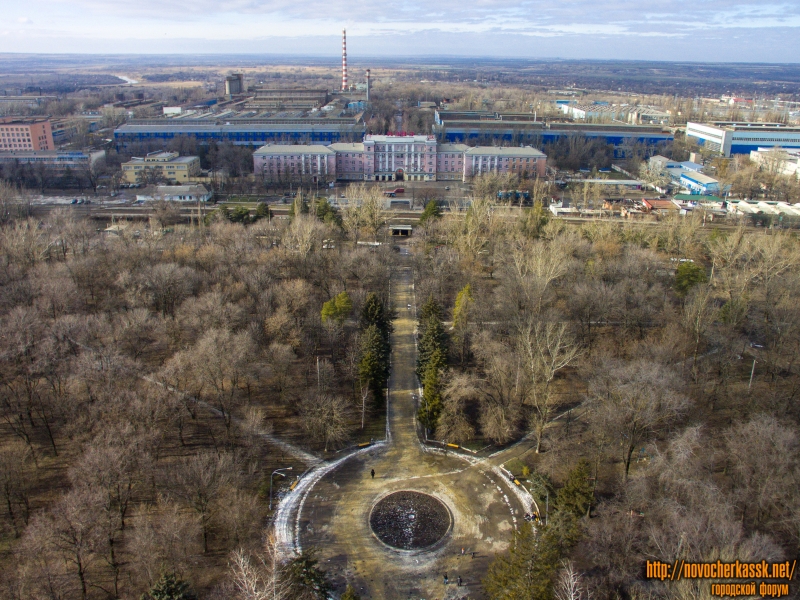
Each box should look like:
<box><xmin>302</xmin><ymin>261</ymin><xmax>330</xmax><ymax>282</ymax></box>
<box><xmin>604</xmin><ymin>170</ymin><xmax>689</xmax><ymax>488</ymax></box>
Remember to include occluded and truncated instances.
<box><xmin>2</xmin><ymin>0</ymin><xmax>800</xmax><ymax>61</ymax></box>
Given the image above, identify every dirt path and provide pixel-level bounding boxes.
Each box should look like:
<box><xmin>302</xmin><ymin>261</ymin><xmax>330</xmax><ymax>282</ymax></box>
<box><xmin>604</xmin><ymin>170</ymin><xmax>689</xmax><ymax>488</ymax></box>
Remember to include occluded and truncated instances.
<box><xmin>280</xmin><ymin>260</ymin><xmax>530</xmax><ymax>599</ymax></box>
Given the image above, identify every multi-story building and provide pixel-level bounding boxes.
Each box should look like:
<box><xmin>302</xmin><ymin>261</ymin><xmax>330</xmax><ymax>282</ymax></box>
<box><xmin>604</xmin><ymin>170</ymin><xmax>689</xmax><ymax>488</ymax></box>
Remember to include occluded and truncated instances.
<box><xmin>0</xmin><ymin>149</ymin><xmax>105</xmax><ymax>173</ymax></box>
<box><xmin>362</xmin><ymin>134</ymin><xmax>439</xmax><ymax>181</ymax></box>
<box><xmin>253</xmin><ymin>134</ymin><xmax>547</xmax><ymax>183</ymax></box>
<box><xmin>121</xmin><ymin>151</ymin><xmax>202</xmax><ymax>184</ymax></box>
<box><xmin>0</xmin><ymin>117</ymin><xmax>54</xmax><ymax>151</ymax></box>
<box><xmin>687</xmin><ymin>122</ymin><xmax>800</xmax><ymax>157</ymax></box>
<box><xmin>253</xmin><ymin>145</ymin><xmax>337</xmax><ymax>183</ymax></box>
<box><xmin>463</xmin><ymin>146</ymin><xmax>547</xmax><ymax>178</ymax></box>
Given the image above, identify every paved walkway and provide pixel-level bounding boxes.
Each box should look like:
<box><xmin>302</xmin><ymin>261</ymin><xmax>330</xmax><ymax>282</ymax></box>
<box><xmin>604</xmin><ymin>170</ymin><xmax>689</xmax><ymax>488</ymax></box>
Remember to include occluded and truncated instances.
<box><xmin>292</xmin><ymin>261</ymin><xmax>530</xmax><ymax>599</ymax></box>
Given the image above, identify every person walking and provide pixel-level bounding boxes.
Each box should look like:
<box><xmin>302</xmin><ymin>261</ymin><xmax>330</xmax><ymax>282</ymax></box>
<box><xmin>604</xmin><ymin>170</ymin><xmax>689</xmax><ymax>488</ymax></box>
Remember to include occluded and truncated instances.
<box><xmin>457</xmin><ymin>576</ymin><xmax>462</xmax><ymax>587</ymax></box>
<box><xmin>370</xmin><ymin>469</ymin><xmax>375</xmax><ymax>479</ymax></box>
<box><xmin>443</xmin><ymin>573</ymin><xmax>448</xmax><ymax>585</ymax></box>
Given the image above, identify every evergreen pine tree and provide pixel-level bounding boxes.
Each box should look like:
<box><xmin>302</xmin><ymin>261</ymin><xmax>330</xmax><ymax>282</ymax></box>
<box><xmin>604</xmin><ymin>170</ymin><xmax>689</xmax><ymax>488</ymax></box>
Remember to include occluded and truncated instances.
<box><xmin>555</xmin><ymin>459</ymin><xmax>594</xmax><ymax>518</ymax></box>
<box><xmin>140</xmin><ymin>572</ymin><xmax>197</xmax><ymax>600</ymax></box>
<box><xmin>418</xmin><ymin>349</ymin><xmax>445</xmax><ymax>431</ymax></box>
<box><xmin>359</xmin><ymin>324</ymin><xmax>390</xmax><ymax>398</ymax></box>
<box><xmin>419</xmin><ymin>200</ymin><xmax>442</xmax><ymax>224</ymax></box>
<box><xmin>321</xmin><ymin>291</ymin><xmax>353</xmax><ymax>325</ymax></box>
<box><xmin>361</xmin><ymin>292</ymin><xmax>392</xmax><ymax>341</ymax></box>
<box><xmin>287</xmin><ymin>549</ymin><xmax>331</xmax><ymax>599</ymax></box>
<box><xmin>484</xmin><ymin>514</ymin><xmax>581</xmax><ymax>600</ymax></box>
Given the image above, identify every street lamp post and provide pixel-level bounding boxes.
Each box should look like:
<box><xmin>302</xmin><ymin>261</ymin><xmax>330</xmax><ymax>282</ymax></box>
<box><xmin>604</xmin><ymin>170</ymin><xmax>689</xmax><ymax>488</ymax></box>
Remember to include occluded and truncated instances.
<box><xmin>269</xmin><ymin>467</ymin><xmax>293</xmax><ymax>510</ymax></box>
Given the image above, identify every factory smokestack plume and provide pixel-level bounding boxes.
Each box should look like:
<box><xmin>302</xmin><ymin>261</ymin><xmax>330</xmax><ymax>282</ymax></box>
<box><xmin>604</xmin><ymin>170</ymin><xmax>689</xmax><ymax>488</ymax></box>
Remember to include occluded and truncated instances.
<box><xmin>342</xmin><ymin>29</ymin><xmax>348</xmax><ymax>91</ymax></box>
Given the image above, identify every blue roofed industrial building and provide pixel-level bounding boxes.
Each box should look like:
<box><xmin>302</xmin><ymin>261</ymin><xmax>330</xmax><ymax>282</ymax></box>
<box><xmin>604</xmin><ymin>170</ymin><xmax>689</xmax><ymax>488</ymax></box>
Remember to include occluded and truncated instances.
<box><xmin>113</xmin><ymin>110</ymin><xmax>367</xmax><ymax>149</ymax></box>
<box><xmin>432</xmin><ymin>111</ymin><xmax>673</xmax><ymax>157</ymax></box>
<box><xmin>686</xmin><ymin>122</ymin><xmax>800</xmax><ymax>157</ymax></box>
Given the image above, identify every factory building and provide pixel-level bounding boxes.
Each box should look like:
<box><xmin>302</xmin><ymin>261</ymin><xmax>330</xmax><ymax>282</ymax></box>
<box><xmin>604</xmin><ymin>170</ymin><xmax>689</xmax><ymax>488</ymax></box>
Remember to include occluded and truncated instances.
<box><xmin>686</xmin><ymin>122</ymin><xmax>800</xmax><ymax>157</ymax></box>
<box><xmin>0</xmin><ymin>149</ymin><xmax>105</xmax><ymax>173</ymax></box>
<box><xmin>560</xmin><ymin>103</ymin><xmax>624</xmax><ymax>120</ymax></box>
<box><xmin>224</xmin><ymin>74</ymin><xmax>245</xmax><ymax>96</ymax></box>
<box><xmin>253</xmin><ymin>134</ymin><xmax>546</xmax><ymax>183</ymax></box>
<box><xmin>244</xmin><ymin>89</ymin><xmax>329</xmax><ymax>111</ymax></box>
<box><xmin>114</xmin><ymin>111</ymin><xmax>366</xmax><ymax>148</ymax></box>
<box><xmin>433</xmin><ymin>111</ymin><xmax>673</xmax><ymax>157</ymax></box>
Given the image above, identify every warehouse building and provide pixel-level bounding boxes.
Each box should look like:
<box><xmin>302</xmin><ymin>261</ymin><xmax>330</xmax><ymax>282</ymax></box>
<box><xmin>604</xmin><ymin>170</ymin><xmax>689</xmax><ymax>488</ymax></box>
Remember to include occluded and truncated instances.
<box><xmin>686</xmin><ymin>122</ymin><xmax>800</xmax><ymax>157</ymax></box>
<box><xmin>680</xmin><ymin>171</ymin><xmax>721</xmax><ymax>195</ymax></box>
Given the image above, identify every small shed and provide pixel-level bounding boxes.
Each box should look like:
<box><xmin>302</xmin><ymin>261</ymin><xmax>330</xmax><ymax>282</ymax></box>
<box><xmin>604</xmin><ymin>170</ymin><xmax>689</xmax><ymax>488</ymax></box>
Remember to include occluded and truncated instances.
<box><xmin>390</xmin><ymin>225</ymin><xmax>413</xmax><ymax>237</ymax></box>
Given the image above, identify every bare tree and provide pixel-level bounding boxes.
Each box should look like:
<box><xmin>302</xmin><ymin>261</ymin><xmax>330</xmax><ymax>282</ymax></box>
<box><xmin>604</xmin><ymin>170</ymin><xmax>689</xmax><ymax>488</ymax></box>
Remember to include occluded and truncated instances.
<box><xmin>555</xmin><ymin>561</ymin><xmax>589</xmax><ymax>600</ymax></box>
<box><xmin>587</xmin><ymin>359</ymin><xmax>689</xmax><ymax>481</ymax></box>
<box><xmin>229</xmin><ymin>537</ymin><xmax>291</xmax><ymax>600</ymax></box>
<box><xmin>171</xmin><ymin>451</ymin><xmax>234</xmax><ymax>553</ymax></box>
<box><xmin>266</xmin><ymin>343</ymin><xmax>295</xmax><ymax>399</ymax></box>
<box><xmin>0</xmin><ymin>442</ymin><xmax>32</xmax><ymax>537</ymax></box>
<box><xmin>113</xmin><ymin>307</ymin><xmax>163</xmax><ymax>359</ymax></box>
<box><xmin>725</xmin><ymin>415</ymin><xmax>799</xmax><ymax>531</ymax></box>
<box><xmin>299</xmin><ymin>391</ymin><xmax>351</xmax><ymax>452</ymax></box>
<box><xmin>129</xmin><ymin>497</ymin><xmax>202</xmax><ymax>590</ymax></box>
<box><xmin>25</xmin><ymin>487</ymin><xmax>103</xmax><ymax>600</ymax></box>
<box><xmin>436</xmin><ymin>373</ymin><xmax>477</xmax><ymax>444</ymax></box>
<box><xmin>473</xmin><ymin>332</ymin><xmax>524</xmax><ymax>444</ymax></box>
<box><xmin>517</xmin><ymin>320</ymin><xmax>580</xmax><ymax>452</ymax></box>
<box><xmin>681</xmin><ymin>285</ymin><xmax>718</xmax><ymax>381</ymax></box>
<box><xmin>133</xmin><ymin>262</ymin><xmax>196</xmax><ymax>317</ymax></box>
<box><xmin>188</xmin><ymin>328</ymin><xmax>254</xmax><ymax>434</ymax></box>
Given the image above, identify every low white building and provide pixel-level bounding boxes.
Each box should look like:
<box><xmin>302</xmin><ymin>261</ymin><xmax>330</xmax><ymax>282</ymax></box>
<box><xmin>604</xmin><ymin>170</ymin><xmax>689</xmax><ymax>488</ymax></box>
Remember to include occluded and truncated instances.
<box><xmin>137</xmin><ymin>184</ymin><xmax>212</xmax><ymax>203</ymax></box>
<box><xmin>749</xmin><ymin>147</ymin><xmax>800</xmax><ymax>179</ymax></box>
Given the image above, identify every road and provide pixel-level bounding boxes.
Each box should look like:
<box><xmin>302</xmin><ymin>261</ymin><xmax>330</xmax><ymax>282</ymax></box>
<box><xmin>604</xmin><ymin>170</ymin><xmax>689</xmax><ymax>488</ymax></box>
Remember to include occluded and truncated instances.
<box><xmin>291</xmin><ymin>257</ymin><xmax>530</xmax><ymax>599</ymax></box>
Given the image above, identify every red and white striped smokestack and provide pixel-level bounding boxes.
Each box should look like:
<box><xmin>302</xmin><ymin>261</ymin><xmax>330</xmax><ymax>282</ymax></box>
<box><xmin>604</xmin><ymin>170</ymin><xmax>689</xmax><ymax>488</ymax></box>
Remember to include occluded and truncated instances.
<box><xmin>342</xmin><ymin>29</ymin><xmax>348</xmax><ymax>91</ymax></box>
<box><xmin>366</xmin><ymin>68</ymin><xmax>370</xmax><ymax>102</ymax></box>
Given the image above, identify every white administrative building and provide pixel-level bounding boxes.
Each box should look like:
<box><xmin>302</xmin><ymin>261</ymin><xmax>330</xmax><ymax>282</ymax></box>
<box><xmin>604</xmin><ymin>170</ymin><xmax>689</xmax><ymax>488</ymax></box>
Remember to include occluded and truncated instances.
<box><xmin>253</xmin><ymin>134</ymin><xmax>547</xmax><ymax>183</ymax></box>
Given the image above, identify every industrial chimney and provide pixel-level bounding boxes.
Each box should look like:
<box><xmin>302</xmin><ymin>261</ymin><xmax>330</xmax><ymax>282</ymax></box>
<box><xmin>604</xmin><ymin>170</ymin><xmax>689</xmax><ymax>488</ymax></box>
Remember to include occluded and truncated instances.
<box><xmin>342</xmin><ymin>29</ymin><xmax>348</xmax><ymax>91</ymax></box>
<box><xmin>366</xmin><ymin>69</ymin><xmax>370</xmax><ymax>102</ymax></box>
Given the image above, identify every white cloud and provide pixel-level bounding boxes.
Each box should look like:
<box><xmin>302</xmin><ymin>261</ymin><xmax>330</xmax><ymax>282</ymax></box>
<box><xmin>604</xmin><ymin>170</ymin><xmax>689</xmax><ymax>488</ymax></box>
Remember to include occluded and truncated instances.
<box><xmin>0</xmin><ymin>0</ymin><xmax>798</xmax><ymax>59</ymax></box>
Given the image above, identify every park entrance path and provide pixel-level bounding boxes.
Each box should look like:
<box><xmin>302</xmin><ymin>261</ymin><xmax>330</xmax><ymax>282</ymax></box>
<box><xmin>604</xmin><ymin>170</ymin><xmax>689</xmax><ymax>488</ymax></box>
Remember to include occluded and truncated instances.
<box><xmin>294</xmin><ymin>261</ymin><xmax>528</xmax><ymax>599</ymax></box>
